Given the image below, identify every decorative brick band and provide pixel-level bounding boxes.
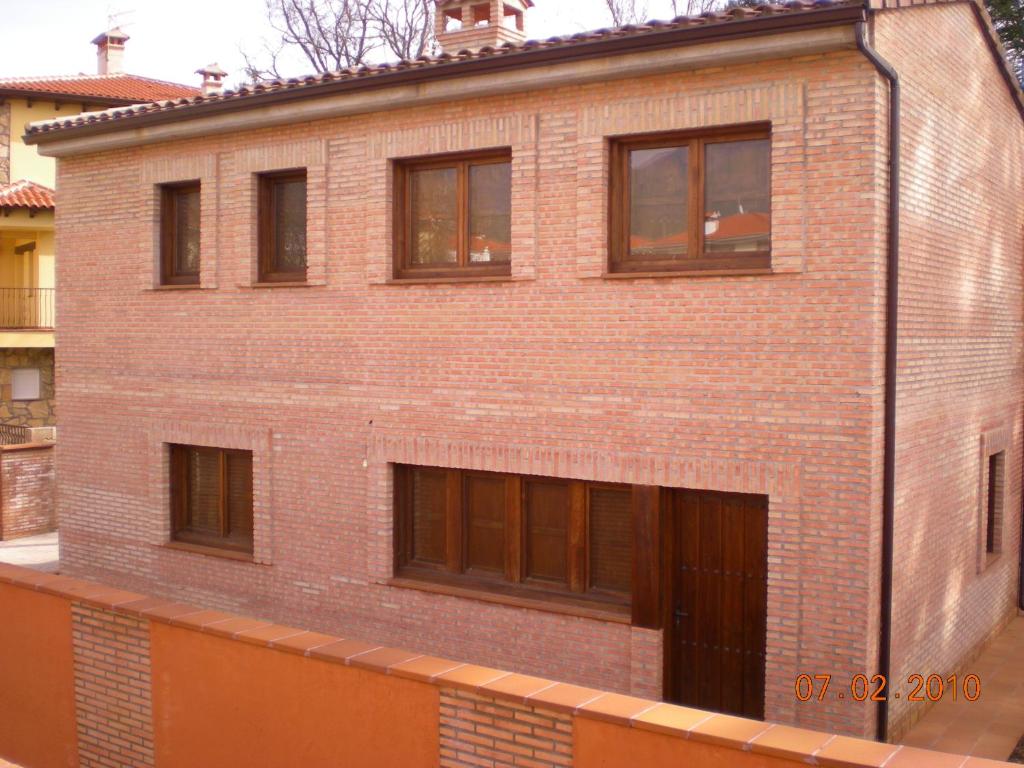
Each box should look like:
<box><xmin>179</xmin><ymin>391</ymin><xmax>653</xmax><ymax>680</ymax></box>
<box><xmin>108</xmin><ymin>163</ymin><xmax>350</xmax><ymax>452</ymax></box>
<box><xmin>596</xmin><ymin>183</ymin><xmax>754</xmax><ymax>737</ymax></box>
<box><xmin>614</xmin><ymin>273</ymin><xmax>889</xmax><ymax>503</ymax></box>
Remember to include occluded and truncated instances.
<box><xmin>440</xmin><ymin>688</ymin><xmax>572</xmax><ymax>768</ymax></box>
<box><xmin>71</xmin><ymin>601</ymin><xmax>155</xmax><ymax>767</ymax></box>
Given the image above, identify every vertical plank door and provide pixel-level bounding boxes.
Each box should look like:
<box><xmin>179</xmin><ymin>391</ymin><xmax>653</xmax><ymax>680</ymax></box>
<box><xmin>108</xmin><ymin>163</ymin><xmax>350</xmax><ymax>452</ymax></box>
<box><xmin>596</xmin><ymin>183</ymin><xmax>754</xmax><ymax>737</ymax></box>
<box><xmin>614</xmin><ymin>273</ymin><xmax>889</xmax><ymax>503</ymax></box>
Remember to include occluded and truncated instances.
<box><xmin>666</xmin><ymin>490</ymin><xmax>767</xmax><ymax>719</ymax></box>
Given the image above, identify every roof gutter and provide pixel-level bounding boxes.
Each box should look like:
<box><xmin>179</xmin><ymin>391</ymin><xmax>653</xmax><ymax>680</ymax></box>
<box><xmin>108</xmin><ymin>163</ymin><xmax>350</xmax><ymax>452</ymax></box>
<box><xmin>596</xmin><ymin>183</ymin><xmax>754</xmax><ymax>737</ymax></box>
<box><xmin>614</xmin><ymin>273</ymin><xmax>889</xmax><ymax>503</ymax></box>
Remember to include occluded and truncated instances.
<box><xmin>0</xmin><ymin>88</ymin><xmax>145</xmax><ymax>108</ymax></box>
<box><xmin>854</xmin><ymin>15</ymin><xmax>900</xmax><ymax>744</ymax></box>
<box><xmin>26</xmin><ymin>5</ymin><xmax>864</xmax><ymax>151</ymax></box>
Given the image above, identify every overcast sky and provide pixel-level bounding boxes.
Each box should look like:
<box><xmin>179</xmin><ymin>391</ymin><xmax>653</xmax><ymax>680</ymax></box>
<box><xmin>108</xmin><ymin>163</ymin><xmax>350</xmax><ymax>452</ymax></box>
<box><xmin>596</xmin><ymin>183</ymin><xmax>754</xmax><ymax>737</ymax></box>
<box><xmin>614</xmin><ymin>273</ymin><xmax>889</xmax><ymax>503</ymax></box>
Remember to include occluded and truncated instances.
<box><xmin>1</xmin><ymin>0</ymin><xmax>686</xmax><ymax>90</ymax></box>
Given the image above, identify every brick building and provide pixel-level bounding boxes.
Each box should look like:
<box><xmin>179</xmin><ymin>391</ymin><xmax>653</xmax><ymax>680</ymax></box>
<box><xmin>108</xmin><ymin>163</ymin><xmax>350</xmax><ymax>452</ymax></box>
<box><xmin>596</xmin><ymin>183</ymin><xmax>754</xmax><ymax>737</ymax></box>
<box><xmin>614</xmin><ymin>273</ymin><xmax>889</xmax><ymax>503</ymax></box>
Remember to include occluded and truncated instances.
<box><xmin>26</xmin><ymin>0</ymin><xmax>1024</xmax><ymax>741</ymax></box>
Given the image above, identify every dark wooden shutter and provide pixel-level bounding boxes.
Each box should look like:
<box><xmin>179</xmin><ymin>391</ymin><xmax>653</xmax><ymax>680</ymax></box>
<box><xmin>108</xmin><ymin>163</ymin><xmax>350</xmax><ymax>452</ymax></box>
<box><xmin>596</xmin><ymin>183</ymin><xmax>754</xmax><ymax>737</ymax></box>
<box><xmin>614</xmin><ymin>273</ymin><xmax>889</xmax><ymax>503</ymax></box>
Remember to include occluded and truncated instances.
<box><xmin>631</xmin><ymin>485</ymin><xmax>662</xmax><ymax>628</ymax></box>
<box><xmin>588</xmin><ymin>485</ymin><xmax>633</xmax><ymax>598</ymax></box>
<box><xmin>225</xmin><ymin>451</ymin><xmax>253</xmax><ymax>552</ymax></box>
<box><xmin>464</xmin><ymin>472</ymin><xmax>506</xmax><ymax>575</ymax></box>
<box><xmin>410</xmin><ymin>467</ymin><xmax>447</xmax><ymax>565</ymax></box>
<box><xmin>169</xmin><ymin>445</ymin><xmax>189</xmax><ymax>535</ymax></box>
<box><xmin>524</xmin><ymin>479</ymin><xmax>570</xmax><ymax>586</ymax></box>
<box><xmin>187</xmin><ymin>447</ymin><xmax>221</xmax><ymax>538</ymax></box>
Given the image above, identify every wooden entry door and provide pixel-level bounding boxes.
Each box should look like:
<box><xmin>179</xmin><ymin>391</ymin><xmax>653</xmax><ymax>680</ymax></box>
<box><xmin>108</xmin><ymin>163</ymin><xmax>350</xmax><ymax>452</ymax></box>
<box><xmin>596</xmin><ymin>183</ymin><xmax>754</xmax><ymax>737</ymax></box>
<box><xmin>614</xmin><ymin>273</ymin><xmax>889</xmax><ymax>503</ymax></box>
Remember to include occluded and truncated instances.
<box><xmin>665</xmin><ymin>490</ymin><xmax>768</xmax><ymax>719</ymax></box>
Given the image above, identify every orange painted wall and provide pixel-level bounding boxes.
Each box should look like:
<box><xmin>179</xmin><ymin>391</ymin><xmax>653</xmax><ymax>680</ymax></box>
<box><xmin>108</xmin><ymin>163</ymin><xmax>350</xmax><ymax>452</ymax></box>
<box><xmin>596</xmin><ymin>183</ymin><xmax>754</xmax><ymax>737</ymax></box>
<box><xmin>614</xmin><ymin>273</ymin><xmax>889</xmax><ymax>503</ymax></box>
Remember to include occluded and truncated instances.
<box><xmin>149</xmin><ymin>623</ymin><xmax>439</xmax><ymax>768</ymax></box>
<box><xmin>573</xmin><ymin>718</ymin><xmax>793</xmax><ymax>768</ymax></box>
<box><xmin>0</xmin><ymin>582</ymin><xmax>77</xmax><ymax>768</ymax></box>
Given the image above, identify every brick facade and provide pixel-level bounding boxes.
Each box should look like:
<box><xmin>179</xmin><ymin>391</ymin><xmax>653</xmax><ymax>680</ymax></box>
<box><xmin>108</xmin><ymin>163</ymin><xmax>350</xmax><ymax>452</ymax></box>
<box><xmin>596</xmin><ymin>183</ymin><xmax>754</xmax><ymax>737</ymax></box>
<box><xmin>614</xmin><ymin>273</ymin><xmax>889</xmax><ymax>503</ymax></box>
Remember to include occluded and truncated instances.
<box><xmin>48</xmin><ymin>4</ymin><xmax>1023</xmax><ymax>740</ymax></box>
<box><xmin>0</xmin><ymin>444</ymin><xmax>54</xmax><ymax>540</ymax></box>
<box><xmin>874</xmin><ymin>3</ymin><xmax>1024</xmax><ymax>738</ymax></box>
<box><xmin>71</xmin><ymin>602</ymin><xmax>155</xmax><ymax>767</ymax></box>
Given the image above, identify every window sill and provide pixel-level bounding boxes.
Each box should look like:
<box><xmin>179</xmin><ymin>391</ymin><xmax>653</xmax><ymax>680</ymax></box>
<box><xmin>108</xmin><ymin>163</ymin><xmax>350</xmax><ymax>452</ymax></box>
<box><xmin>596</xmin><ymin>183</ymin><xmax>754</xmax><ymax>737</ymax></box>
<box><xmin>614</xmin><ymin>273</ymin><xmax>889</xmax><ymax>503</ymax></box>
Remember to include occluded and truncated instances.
<box><xmin>387</xmin><ymin>574</ymin><xmax>631</xmax><ymax>624</ymax></box>
<box><xmin>245</xmin><ymin>280</ymin><xmax>322</xmax><ymax>289</ymax></box>
<box><xmin>160</xmin><ymin>540</ymin><xmax>255</xmax><ymax>563</ymax></box>
<box><xmin>385</xmin><ymin>274</ymin><xmax>523</xmax><ymax>286</ymax></box>
<box><xmin>599</xmin><ymin>267</ymin><xmax>774</xmax><ymax>280</ymax></box>
<box><xmin>147</xmin><ymin>284</ymin><xmax>206</xmax><ymax>291</ymax></box>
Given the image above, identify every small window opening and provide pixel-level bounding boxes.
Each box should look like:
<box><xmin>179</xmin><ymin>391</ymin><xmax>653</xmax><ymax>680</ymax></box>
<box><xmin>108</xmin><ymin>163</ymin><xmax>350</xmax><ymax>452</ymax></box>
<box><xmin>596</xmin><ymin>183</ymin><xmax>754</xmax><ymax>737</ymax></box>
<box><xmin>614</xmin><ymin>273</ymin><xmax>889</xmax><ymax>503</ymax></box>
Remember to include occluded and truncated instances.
<box><xmin>443</xmin><ymin>8</ymin><xmax>463</xmax><ymax>31</ymax></box>
<box><xmin>472</xmin><ymin>3</ymin><xmax>490</xmax><ymax>26</ymax></box>
<box><xmin>986</xmin><ymin>451</ymin><xmax>1005</xmax><ymax>557</ymax></box>
<box><xmin>503</xmin><ymin>4</ymin><xmax>524</xmax><ymax>30</ymax></box>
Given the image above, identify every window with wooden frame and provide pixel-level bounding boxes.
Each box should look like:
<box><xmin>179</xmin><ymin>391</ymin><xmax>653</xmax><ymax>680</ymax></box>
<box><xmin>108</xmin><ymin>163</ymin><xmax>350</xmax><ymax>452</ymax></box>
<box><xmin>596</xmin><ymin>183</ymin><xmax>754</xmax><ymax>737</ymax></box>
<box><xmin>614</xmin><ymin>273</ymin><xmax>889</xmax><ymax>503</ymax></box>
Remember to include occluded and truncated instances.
<box><xmin>394</xmin><ymin>465</ymin><xmax>635</xmax><ymax>612</ymax></box>
<box><xmin>258</xmin><ymin>169</ymin><xmax>308</xmax><ymax>282</ymax></box>
<box><xmin>609</xmin><ymin>126</ymin><xmax>771</xmax><ymax>274</ymax></box>
<box><xmin>985</xmin><ymin>451</ymin><xmax>1005</xmax><ymax>559</ymax></box>
<box><xmin>170</xmin><ymin>444</ymin><xmax>253</xmax><ymax>555</ymax></box>
<box><xmin>159</xmin><ymin>181</ymin><xmax>201</xmax><ymax>285</ymax></box>
<box><xmin>393</xmin><ymin>150</ymin><xmax>512</xmax><ymax>279</ymax></box>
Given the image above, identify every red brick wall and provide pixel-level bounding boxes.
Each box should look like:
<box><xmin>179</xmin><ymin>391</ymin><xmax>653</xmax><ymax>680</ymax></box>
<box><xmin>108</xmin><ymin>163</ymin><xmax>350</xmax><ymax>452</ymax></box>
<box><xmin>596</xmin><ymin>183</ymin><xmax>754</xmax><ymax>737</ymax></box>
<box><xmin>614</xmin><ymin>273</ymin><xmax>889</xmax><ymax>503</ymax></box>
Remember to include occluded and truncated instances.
<box><xmin>874</xmin><ymin>3</ymin><xmax>1024</xmax><ymax>738</ymax></box>
<box><xmin>71</xmin><ymin>602</ymin><xmax>155</xmax><ymax>767</ymax></box>
<box><xmin>440</xmin><ymin>688</ymin><xmax>573</xmax><ymax>767</ymax></box>
<box><xmin>54</xmin><ymin>45</ymin><xmax>892</xmax><ymax>737</ymax></box>
<box><xmin>0</xmin><ymin>444</ymin><xmax>55</xmax><ymax>540</ymax></box>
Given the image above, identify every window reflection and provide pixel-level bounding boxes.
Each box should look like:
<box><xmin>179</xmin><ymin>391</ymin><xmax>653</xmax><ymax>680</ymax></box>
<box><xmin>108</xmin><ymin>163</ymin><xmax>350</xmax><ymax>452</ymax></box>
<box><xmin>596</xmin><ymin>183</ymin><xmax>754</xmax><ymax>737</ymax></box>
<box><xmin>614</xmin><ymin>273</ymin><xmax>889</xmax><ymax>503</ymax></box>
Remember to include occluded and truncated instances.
<box><xmin>628</xmin><ymin>146</ymin><xmax>688</xmax><ymax>261</ymax></box>
<box><xmin>704</xmin><ymin>139</ymin><xmax>770</xmax><ymax>254</ymax></box>
<box><xmin>175</xmin><ymin>188</ymin><xmax>200</xmax><ymax>275</ymax></box>
<box><xmin>469</xmin><ymin>162</ymin><xmax>512</xmax><ymax>264</ymax></box>
<box><xmin>274</xmin><ymin>178</ymin><xmax>307</xmax><ymax>272</ymax></box>
<box><xmin>411</xmin><ymin>167</ymin><xmax>458</xmax><ymax>265</ymax></box>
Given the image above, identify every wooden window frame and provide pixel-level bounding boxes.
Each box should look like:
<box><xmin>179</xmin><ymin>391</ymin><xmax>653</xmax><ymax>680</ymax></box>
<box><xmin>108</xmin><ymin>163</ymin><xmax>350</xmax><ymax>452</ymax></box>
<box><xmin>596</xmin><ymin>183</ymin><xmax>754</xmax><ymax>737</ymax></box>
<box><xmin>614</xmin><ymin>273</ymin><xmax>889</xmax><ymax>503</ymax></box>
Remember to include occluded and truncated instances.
<box><xmin>258</xmin><ymin>169</ymin><xmax>308</xmax><ymax>283</ymax></box>
<box><xmin>608</xmin><ymin>125</ymin><xmax>771</xmax><ymax>274</ymax></box>
<box><xmin>395</xmin><ymin>465</ymin><xmax>652</xmax><ymax>617</ymax></box>
<box><xmin>985</xmin><ymin>451</ymin><xmax>1005</xmax><ymax>559</ymax></box>
<box><xmin>169</xmin><ymin>444</ymin><xmax>253</xmax><ymax>555</ymax></box>
<box><xmin>159</xmin><ymin>181</ymin><xmax>201</xmax><ymax>286</ymax></box>
<box><xmin>393</xmin><ymin>149</ymin><xmax>512</xmax><ymax>280</ymax></box>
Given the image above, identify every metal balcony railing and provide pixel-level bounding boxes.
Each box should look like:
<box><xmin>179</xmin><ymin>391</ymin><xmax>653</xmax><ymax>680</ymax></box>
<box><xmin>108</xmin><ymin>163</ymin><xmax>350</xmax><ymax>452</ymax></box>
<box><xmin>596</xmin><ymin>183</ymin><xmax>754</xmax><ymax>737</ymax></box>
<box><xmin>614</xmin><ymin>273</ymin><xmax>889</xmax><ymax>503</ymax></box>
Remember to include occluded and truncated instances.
<box><xmin>0</xmin><ymin>424</ymin><xmax>31</xmax><ymax>445</ymax></box>
<box><xmin>0</xmin><ymin>288</ymin><xmax>54</xmax><ymax>329</ymax></box>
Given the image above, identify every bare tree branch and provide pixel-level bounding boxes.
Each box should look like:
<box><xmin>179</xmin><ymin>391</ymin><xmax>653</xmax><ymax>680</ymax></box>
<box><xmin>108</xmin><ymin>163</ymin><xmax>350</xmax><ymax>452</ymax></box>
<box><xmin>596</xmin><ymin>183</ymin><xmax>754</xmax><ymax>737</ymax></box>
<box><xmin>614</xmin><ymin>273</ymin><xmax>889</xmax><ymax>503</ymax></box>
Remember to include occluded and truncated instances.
<box><xmin>670</xmin><ymin>0</ymin><xmax>722</xmax><ymax>16</ymax></box>
<box><xmin>605</xmin><ymin>0</ymin><xmax>649</xmax><ymax>26</ymax></box>
<box><xmin>368</xmin><ymin>0</ymin><xmax>435</xmax><ymax>60</ymax></box>
<box><xmin>243</xmin><ymin>0</ymin><xmax>387</xmax><ymax>81</ymax></box>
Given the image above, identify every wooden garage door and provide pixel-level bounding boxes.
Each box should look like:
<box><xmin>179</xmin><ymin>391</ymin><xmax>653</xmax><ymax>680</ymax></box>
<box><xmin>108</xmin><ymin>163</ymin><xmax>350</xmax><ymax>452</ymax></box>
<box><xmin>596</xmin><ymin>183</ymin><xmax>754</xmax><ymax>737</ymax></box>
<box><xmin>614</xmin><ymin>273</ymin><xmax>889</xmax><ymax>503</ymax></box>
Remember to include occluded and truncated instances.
<box><xmin>665</xmin><ymin>490</ymin><xmax>768</xmax><ymax>719</ymax></box>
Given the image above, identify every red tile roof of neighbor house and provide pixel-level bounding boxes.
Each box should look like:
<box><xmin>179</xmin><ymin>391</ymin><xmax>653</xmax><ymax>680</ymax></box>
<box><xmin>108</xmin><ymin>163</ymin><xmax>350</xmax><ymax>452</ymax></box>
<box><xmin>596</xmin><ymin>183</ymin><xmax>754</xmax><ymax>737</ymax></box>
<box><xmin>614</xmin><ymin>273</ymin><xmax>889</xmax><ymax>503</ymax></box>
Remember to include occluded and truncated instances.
<box><xmin>0</xmin><ymin>180</ymin><xmax>55</xmax><ymax>211</ymax></box>
<box><xmin>0</xmin><ymin>73</ymin><xmax>198</xmax><ymax>104</ymax></box>
<box><xmin>20</xmin><ymin>0</ymin><xmax>1024</xmax><ymax>141</ymax></box>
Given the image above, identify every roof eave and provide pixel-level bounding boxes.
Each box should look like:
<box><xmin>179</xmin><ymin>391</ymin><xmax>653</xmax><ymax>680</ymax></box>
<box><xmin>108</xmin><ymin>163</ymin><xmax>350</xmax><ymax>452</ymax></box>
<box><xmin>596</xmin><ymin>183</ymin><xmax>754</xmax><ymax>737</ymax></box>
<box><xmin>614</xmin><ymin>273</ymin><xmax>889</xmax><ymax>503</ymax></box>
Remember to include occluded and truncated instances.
<box><xmin>0</xmin><ymin>87</ymin><xmax>142</xmax><ymax>107</ymax></box>
<box><xmin>25</xmin><ymin>4</ymin><xmax>866</xmax><ymax>148</ymax></box>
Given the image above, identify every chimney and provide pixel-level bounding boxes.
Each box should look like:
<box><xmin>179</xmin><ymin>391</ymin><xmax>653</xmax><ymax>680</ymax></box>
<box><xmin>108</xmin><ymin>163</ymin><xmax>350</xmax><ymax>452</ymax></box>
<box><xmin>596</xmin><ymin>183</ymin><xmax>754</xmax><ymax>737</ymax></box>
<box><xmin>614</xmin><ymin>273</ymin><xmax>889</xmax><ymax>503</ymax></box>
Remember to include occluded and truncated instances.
<box><xmin>434</xmin><ymin>0</ymin><xmax>532</xmax><ymax>54</ymax></box>
<box><xmin>195</xmin><ymin>63</ymin><xmax>228</xmax><ymax>97</ymax></box>
<box><xmin>91</xmin><ymin>27</ymin><xmax>130</xmax><ymax>75</ymax></box>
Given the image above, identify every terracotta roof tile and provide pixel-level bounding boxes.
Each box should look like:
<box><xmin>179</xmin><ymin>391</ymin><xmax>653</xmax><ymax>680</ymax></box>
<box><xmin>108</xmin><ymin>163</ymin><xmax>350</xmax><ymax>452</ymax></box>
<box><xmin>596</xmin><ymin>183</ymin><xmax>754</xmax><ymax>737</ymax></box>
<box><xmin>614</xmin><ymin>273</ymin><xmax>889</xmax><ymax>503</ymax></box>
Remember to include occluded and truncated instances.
<box><xmin>23</xmin><ymin>0</ymin><xmax>863</xmax><ymax>138</ymax></box>
<box><xmin>0</xmin><ymin>73</ymin><xmax>198</xmax><ymax>104</ymax></box>
<box><xmin>0</xmin><ymin>180</ymin><xmax>55</xmax><ymax>211</ymax></box>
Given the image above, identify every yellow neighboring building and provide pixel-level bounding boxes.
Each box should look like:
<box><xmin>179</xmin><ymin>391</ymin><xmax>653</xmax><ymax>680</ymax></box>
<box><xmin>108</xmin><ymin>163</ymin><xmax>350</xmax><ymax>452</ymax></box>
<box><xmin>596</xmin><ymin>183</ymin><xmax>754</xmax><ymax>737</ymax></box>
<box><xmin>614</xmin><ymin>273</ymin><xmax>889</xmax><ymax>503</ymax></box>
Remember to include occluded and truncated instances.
<box><xmin>0</xmin><ymin>28</ymin><xmax>196</xmax><ymax>429</ymax></box>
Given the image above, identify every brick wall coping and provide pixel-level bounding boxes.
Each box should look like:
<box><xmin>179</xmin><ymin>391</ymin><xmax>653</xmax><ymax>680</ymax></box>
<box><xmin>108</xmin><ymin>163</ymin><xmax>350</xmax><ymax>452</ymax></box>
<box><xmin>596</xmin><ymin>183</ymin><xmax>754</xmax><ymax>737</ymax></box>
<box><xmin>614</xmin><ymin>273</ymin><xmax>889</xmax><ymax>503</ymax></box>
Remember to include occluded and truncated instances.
<box><xmin>0</xmin><ymin>562</ymin><xmax>1001</xmax><ymax>767</ymax></box>
<box><xmin>0</xmin><ymin>442</ymin><xmax>54</xmax><ymax>453</ymax></box>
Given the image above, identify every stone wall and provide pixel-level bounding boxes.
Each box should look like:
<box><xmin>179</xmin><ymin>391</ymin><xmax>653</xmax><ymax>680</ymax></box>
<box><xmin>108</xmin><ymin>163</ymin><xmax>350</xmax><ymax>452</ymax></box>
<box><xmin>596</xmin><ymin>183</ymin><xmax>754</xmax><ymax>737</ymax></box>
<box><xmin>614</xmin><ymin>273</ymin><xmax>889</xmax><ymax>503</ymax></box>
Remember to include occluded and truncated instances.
<box><xmin>0</xmin><ymin>348</ymin><xmax>55</xmax><ymax>428</ymax></box>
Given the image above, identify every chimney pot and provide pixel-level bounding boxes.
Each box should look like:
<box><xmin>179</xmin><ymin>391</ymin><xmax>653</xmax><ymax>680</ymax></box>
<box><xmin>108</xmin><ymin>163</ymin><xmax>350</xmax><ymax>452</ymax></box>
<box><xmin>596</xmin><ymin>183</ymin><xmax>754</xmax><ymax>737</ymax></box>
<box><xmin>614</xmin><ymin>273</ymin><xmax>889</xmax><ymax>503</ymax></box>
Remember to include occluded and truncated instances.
<box><xmin>434</xmin><ymin>0</ymin><xmax>533</xmax><ymax>53</ymax></box>
<box><xmin>195</xmin><ymin>63</ymin><xmax>228</xmax><ymax>97</ymax></box>
<box><xmin>91</xmin><ymin>27</ymin><xmax>129</xmax><ymax>75</ymax></box>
